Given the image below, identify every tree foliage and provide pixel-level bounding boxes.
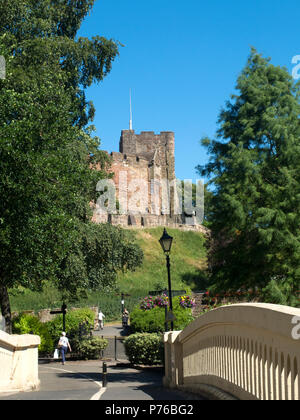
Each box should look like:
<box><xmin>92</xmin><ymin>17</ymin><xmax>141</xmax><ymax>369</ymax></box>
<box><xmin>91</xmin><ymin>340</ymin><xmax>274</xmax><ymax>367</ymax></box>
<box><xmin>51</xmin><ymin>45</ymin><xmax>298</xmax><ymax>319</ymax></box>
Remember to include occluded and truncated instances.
<box><xmin>0</xmin><ymin>0</ymin><xmax>142</xmax><ymax>332</ymax></box>
<box><xmin>198</xmin><ymin>49</ymin><xmax>300</xmax><ymax>306</ymax></box>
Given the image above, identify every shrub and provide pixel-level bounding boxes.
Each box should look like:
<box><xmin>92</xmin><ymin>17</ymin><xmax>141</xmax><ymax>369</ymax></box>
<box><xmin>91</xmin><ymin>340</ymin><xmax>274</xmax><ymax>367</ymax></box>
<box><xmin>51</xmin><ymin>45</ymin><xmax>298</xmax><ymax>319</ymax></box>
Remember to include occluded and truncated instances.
<box><xmin>47</xmin><ymin>307</ymin><xmax>95</xmax><ymax>345</ymax></box>
<box><xmin>124</xmin><ymin>333</ymin><xmax>164</xmax><ymax>365</ymax></box>
<box><xmin>73</xmin><ymin>336</ymin><xmax>108</xmax><ymax>360</ymax></box>
<box><xmin>130</xmin><ymin>296</ymin><xmax>194</xmax><ymax>334</ymax></box>
<box><xmin>130</xmin><ymin>306</ymin><xmax>164</xmax><ymax>333</ymax></box>
<box><xmin>12</xmin><ymin>313</ymin><xmax>54</xmax><ymax>355</ymax></box>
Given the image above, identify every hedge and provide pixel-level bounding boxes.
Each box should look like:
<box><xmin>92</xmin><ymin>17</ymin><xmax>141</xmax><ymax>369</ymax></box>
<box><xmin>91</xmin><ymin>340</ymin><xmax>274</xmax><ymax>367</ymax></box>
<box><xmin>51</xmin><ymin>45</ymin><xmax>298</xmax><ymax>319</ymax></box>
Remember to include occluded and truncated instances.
<box><xmin>12</xmin><ymin>308</ymin><xmax>98</xmax><ymax>358</ymax></box>
<box><xmin>72</xmin><ymin>336</ymin><xmax>108</xmax><ymax>360</ymax></box>
<box><xmin>130</xmin><ymin>296</ymin><xmax>194</xmax><ymax>334</ymax></box>
<box><xmin>124</xmin><ymin>333</ymin><xmax>164</xmax><ymax>365</ymax></box>
<box><xmin>12</xmin><ymin>313</ymin><xmax>54</xmax><ymax>355</ymax></box>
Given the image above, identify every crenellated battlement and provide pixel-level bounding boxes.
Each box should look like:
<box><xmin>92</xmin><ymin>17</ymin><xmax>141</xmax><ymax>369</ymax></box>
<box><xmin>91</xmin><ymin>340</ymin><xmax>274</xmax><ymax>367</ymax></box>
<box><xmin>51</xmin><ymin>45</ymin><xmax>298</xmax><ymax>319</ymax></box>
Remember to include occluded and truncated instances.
<box><xmin>93</xmin><ymin>128</ymin><xmax>201</xmax><ymax>229</ymax></box>
<box><xmin>110</xmin><ymin>151</ymin><xmax>149</xmax><ymax>167</ymax></box>
<box><xmin>120</xmin><ymin>129</ymin><xmax>174</xmax><ymax>161</ymax></box>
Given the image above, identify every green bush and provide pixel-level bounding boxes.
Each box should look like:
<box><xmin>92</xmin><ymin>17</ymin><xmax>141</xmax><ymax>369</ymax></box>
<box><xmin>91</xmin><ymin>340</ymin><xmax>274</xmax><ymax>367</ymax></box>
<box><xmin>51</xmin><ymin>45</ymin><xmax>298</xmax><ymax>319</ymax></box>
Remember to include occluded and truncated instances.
<box><xmin>73</xmin><ymin>336</ymin><xmax>108</xmax><ymax>360</ymax></box>
<box><xmin>12</xmin><ymin>313</ymin><xmax>54</xmax><ymax>355</ymax></box>
<box><xmin>124</xmin><ymin>333</ymin><xmax>164</xmax><ymax>365</ymax></box>
<box><xmin>130</xmin><ymin>306</ymin><xmax>165</xmax><ymax>333</ymax></box>
<box><xmin>130</xmin><ymin>296</ymin><xmax>194</xmax><ymax>334</ymax></box>
<box><xmin>47</xmin><ymin>307</ymin><xmax>95</xmax><ymax>345</ymax></box>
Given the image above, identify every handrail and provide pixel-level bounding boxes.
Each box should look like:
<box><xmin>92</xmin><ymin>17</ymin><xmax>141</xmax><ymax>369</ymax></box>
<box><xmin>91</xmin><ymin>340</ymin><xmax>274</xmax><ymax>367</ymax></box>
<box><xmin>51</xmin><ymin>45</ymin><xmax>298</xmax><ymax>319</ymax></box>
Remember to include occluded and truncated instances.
<box><xmin>164</xmin><ymin>303</ymin><xmax>300</xmax><ymax>400</ymax></box>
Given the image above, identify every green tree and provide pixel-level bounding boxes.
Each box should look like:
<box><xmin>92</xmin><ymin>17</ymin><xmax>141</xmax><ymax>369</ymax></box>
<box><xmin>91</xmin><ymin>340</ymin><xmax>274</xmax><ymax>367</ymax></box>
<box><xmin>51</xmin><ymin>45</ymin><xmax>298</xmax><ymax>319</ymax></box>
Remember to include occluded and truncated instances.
<box><xmin>197</xmin><ymin>49</ymin><xmax>300</xmax><ymax>306</ymax></box>
<box><xmin>0</xmin><ymin>0</ymin><xmax>143</xmax><ymax>333</ymax></box>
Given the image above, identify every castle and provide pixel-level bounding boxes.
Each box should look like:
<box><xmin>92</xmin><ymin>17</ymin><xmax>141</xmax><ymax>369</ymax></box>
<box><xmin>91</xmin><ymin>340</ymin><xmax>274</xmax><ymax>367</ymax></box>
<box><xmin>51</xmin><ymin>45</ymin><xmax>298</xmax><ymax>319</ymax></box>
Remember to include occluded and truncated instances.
<box><xmin>92</xmin><ymin>129</ymin><xmax>204</xmax><ymax>231</ymax></box>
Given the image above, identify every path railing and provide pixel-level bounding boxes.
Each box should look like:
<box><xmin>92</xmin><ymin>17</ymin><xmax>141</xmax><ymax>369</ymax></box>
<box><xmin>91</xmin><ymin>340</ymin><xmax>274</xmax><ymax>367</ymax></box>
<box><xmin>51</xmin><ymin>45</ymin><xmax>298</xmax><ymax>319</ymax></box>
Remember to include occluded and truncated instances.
<box><xmin>98</xmin><ymin>335</ymin><xmax>128</xmax><ymax>361</ymax></box>
<box><xmin>164</xmin><ymin>303</ymin><xmax>300</xmax><ymax>400</ymax></box>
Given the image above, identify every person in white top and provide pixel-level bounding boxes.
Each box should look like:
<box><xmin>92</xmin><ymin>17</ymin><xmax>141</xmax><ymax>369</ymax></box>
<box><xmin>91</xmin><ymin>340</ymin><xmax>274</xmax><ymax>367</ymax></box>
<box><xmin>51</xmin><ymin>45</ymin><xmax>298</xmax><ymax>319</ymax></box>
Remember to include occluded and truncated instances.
<box><xmin>98</xmin><ymin>311</ymin><xmax>105</xmax><ymax>330</ymax></box>
<box><xmin>58</xmin><ymin>332</ymin><xmax>72</xmax><ymax>365</ymax></box>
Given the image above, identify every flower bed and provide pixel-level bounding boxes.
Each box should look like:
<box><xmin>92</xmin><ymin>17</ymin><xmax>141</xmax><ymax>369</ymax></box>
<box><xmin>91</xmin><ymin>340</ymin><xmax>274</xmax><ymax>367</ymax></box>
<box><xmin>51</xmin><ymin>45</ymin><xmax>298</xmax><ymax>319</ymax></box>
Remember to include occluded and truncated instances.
<box><xmin>140</xmin><ymin>294</ymin><xmax>169</xmax><ymax>310</ymax></box>
<box><xmin>179</xmin><ymin>295</ymin><xmax>196</xmax><ymax>309</ymax></box>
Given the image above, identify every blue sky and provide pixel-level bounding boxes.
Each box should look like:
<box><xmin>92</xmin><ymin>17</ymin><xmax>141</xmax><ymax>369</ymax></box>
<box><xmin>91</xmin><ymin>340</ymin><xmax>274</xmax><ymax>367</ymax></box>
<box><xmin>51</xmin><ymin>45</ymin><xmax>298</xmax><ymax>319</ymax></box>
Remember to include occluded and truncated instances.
<box><xmin>78</xmin><ymin>0</ymin><xmax>300</xmax><ymax>181</ymax></box>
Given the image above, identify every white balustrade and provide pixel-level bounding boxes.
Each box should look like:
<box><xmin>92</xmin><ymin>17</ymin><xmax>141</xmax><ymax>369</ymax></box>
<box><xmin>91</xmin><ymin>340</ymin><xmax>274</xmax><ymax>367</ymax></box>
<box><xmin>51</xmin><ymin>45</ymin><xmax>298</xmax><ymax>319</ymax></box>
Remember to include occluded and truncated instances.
<box><xmin>164</xmin><ymin>303</ymin><xmax>300</xmax><ymax>400</ymax></box>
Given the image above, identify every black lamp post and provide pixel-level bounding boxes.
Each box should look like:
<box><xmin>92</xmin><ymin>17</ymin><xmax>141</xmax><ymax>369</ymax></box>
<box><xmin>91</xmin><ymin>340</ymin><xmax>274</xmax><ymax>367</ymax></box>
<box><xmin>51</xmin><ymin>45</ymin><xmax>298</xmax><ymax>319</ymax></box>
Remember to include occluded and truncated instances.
<box><xmin>61</xmin><ymin>303</ymin><xmax>67</xmax><ymax>332</ymax></box>
<box><xmin>50</xmin><ymin>302</ymin><xmax>67</xmax><ymax>332</ymax></box>
<box><xmin>159</xmin><ymin>228</ymin><xmax>174</xmax><ymax>331</ymax></box>
<box><xmin>121</xmin><ymin>293</ymin><xmax>125</xmax><ymax>314</ymax></box>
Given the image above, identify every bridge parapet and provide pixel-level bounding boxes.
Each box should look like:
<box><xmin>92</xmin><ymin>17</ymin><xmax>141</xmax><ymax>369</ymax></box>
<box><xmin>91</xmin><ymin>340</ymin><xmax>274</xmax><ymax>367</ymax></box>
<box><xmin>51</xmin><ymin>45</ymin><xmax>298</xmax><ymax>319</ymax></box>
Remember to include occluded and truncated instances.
<box><xmin>0</xmin><ymin>330</ymin><xmax>40</xmax><ymax>393</ymax></box>
<box><xmin>164</xmin><ymin>303</ymin><xmax>300</xmax><ymax>400</ymax></box>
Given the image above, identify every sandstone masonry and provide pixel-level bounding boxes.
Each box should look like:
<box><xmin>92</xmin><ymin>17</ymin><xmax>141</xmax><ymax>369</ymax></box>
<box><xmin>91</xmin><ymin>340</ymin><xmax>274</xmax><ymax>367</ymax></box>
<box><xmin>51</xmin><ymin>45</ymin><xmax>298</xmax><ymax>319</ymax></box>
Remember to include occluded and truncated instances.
<box><xmin>92</xmin><ymin>129</ymin><xmax>205</xmax><ymax>232</ymax></box>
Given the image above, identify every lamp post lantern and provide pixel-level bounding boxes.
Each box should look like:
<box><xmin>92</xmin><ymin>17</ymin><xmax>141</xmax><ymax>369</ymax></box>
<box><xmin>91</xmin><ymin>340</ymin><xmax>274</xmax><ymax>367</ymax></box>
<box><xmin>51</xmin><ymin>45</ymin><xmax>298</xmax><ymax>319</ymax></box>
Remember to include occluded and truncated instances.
<box><xmin>121</xmin><ymin>292</ymin><xmax>125</xmax><ymax>314</ymax></box>
<box><xmin>159</xmin><ymin>228</ymin><xmax>174</xmax><ymax>331</ymax></box>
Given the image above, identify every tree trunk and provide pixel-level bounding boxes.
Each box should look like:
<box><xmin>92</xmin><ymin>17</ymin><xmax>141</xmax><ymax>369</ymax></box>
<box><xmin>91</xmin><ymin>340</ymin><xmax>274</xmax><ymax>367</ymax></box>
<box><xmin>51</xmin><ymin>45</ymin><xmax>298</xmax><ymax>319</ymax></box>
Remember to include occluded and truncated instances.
<box><xmin>0</xmin><ymin>283</ymin><xmax>12</xmax><ymax>334</ymax></box>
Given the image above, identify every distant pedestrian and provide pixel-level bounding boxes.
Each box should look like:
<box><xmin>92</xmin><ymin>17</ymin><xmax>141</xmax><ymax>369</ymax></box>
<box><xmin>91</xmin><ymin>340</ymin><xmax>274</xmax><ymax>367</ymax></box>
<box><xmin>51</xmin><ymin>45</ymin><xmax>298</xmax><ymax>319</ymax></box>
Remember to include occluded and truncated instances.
<box><xmin>122</xmin><ymin>308</ymin><xmax>129</xmax><ymax>328</ymax></box>
<box><xmin>58</xmin><ymin>332</ymin><xmax>72</xmax><ymax>365</ymax></box>
<box><xmin>98</xmin><ymin>310</ymin><xmax>105</xmax><ymax>330</ymax></box>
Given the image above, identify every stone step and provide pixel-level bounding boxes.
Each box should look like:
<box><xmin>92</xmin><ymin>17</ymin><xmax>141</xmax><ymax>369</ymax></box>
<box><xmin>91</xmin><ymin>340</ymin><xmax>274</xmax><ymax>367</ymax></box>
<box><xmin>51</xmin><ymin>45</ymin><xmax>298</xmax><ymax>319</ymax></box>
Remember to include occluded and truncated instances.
<box><xmin>192</xmin><ymin>292</ymin><xmax>206</xmax><ymax>318</ymax></box>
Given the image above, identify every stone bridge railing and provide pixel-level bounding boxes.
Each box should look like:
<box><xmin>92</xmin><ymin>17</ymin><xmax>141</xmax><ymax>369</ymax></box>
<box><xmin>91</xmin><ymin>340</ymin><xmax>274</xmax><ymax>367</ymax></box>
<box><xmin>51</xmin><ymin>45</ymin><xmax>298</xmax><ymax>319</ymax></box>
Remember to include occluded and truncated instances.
<box><xmin>0</xmin><ymin>330</ymin><xmax>40</xmax><ymax>393</ymax></box>
<box><xmin>164</xmin><ymin>303</ymin><xmax>300</xmax><ymax>400</ymax></box>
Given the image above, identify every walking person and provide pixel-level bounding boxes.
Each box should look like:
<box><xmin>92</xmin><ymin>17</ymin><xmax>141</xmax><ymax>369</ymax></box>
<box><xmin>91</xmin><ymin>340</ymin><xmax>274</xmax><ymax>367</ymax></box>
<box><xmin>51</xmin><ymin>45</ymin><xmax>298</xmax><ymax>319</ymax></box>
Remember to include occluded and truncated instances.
<box><xmin>58</xmin><ymin>332</ymin><xmax>72</xmax><ymax>365</ymax></box>
<box><xmin>122</xmin><ymin>308</ymin><xmax>129</xmax><ymax>328</ymax></box>
<box><xmin>98</xmin><ymin>310</ymin><xmax>105</xmax><ymax>330</ymax></box>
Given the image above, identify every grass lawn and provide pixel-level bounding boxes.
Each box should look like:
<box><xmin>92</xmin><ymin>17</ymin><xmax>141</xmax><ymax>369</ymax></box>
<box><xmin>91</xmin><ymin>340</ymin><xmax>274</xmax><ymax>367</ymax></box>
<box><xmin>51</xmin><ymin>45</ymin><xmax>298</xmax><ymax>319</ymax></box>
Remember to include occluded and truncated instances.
<box><xmin>118</xmin><ymin>227</ymin><xmax>208</xmax><ymax>296</ymax></box>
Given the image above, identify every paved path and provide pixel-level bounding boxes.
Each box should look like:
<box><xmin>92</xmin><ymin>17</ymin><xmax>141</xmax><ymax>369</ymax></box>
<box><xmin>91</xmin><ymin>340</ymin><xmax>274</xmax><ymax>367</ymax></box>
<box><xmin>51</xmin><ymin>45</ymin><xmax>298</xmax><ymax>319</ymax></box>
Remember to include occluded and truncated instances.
<box><xmin>94</xmin><ymin>322</ymin><xmax>129</xmax><ymax>337</ymax></box>
<box><xmin>93</xmin><ymin>322</ymin><xmax>131</xmax><ymax>360</ymax></box>
<box><xmin>98</xmin><ymin>363</ymin><xmax>202</xmax><ymax>401</ymax></box>
<box><xmin>0</xmin><ymin>325</ymin><xmax>205</xmax><ymax>401</ymax></box>
<box><xmin>0</xmin><ymin>360</ymin><xmax>204</xmax><ymax>401</ymax></box>
<box><xmin>93</xmin><ymin>323</ymin><xmax>129</xmax><ymax>360</ymax></box>
<box><xmin>0</xmin><ymin>361</ymin><xmax>102</xmax><ymax>400</ymax></box>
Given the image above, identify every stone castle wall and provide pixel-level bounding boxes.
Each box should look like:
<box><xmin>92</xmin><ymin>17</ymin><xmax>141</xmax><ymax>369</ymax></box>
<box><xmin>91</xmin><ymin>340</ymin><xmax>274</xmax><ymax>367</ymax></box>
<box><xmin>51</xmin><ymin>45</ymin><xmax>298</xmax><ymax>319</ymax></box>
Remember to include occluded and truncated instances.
<box><xmin>92</xmin><ymin>129</ymin><xmax>203</xmax><ymax>230</ymax></box>
<box><xmin>119</xmin><ymin>130</ymin><xmax>175</xmax><ymax>178</ymax></box>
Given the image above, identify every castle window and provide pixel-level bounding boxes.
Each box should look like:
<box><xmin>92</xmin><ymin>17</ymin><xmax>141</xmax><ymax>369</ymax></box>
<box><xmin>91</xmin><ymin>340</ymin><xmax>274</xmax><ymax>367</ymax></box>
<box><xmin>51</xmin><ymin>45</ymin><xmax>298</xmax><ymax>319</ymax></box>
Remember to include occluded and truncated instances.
<box><xmin>136</xmin><ymin>156</ymin><xmax>140</xmax><ymax>162</ymax></box>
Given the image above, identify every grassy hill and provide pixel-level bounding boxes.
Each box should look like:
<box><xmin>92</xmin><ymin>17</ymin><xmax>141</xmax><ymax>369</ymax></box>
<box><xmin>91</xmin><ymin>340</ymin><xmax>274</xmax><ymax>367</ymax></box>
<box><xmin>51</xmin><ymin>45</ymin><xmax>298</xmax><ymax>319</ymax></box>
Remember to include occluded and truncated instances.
<box><xmin>118</xmin><ymin>227</ymin><xmax>208</xmax><ymax>296</ymax></box>
<box><xmin>10</xmin><ymin>227</ymin><xmax>208</xmax><ymax>320</ymax></box>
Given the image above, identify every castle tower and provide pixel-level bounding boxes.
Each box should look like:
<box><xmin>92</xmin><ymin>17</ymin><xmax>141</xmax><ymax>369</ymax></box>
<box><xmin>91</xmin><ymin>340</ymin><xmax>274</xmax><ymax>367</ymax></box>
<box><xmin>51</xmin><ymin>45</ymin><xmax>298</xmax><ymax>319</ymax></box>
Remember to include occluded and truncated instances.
<box><xmin>93</xmin><ymin>129</ymin><xmax>182</xmax><ymax>228</ymax></box>
<box><xmin>119</xmin><ymin>130</ymin><xmax>176</xmax><ymax>218</ymax></box>
<box><xmin>119</xmin><ymin>130</ymin><xmax>175</xmax><ymax>181</ymax></box>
